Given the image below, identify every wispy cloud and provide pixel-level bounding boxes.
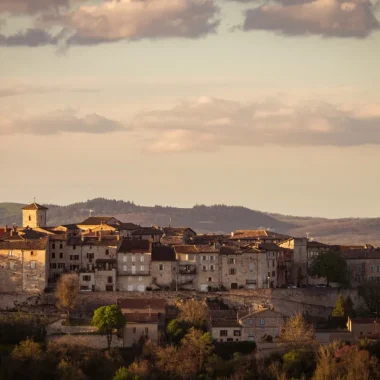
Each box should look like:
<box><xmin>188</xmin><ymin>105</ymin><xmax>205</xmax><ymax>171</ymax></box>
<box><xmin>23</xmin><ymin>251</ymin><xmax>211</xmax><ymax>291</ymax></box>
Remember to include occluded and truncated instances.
<box><xmin>0</xmin><ymin>85</ymin><xmax>99</xmax><ymax>97</ymax></box>
<box><xmin>0</xmin><ymin>109</ymin><xmax>126</xmax><ymax>135</ymax></box>
<box><xmin>131</xmin><ymin>97</ymin><xmax>380</xmax><ymax>152</ymax></box>
<box><xmin>0</xmin><ymin>0</ymin><xmax>71</xmax><ymax>15</ymax></box>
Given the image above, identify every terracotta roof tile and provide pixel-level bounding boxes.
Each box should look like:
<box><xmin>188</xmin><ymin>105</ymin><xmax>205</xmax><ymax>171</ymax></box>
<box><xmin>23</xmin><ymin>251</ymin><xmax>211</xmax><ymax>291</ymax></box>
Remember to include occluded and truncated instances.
<box><xmin>21</xmin><ymin>202</ymin><xmax>48</xmax><ymax>211</ymax></box>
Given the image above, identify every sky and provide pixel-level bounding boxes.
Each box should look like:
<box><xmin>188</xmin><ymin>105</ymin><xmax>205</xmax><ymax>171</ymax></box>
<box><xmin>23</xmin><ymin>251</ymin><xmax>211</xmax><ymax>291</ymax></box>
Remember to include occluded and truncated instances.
<box><xmin>1</xmin><ymin>0</ymin><xmax>380</xmax><ymax>219</ymax></box>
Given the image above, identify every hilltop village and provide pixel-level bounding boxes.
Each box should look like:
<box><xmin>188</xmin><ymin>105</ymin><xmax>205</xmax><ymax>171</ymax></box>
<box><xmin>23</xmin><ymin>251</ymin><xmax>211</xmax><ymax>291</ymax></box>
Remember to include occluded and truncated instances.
<box><xmin>0</xmin><ymin>202</ymin><xmax>379</xmax><ymax>294</ymax></box>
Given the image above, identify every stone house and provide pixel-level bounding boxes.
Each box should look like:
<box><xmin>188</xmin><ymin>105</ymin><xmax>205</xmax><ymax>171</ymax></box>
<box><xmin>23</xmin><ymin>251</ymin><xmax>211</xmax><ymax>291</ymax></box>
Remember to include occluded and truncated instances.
<box><xmin>76</xmin><ymin>216</ymin><xmax>121</xmax><ymax>232</ymax></box>
<box><xmin>347</xmin><ymin>317</ymin><xmax>380</xmax><ymax>340</ymax></box>
<box><xmin>239</xmin><ymin>308</ymin><xmax>285</xmax><ymax>342</ymax></box>
<box><xmin>209</xmin><ymin>310</ymin><xmax>242</xmax><ymax>342</ymax></box>
<box><xmin>0</xmin><ymin>238</ymin><xmax>49</xmax><ymax>293</ymax></box>
<box><xmin>116</xmin><ymin>238</ymin><xmax>152</xmax><ymax>292</ymax></box>
<box><xmin>117</xmin><ymin>298</ymin><xmax>166</xmax><ymax>347</ymax></box>
<box><xmin>196</xmin><ymin>245</ymin><xmax>220</xmax><ymax>291</ymax></box>
<box><xmin>151</xmin><ymin>245</ymin><xmax>177</xmax><ymax>288</ymax></box>
<box><xmin>341</xmin><ymin>249</ymin><xmax>380</xmax><ymax>285</ymax></box>
<box><xmin>131</xmin><ymin>227</ymin><xmax>163</xmax><ymax>243</ymax></box>
<box><xmin>163</xmin><ymin>227</ymin><xmax>197</xmax><ymax>244</ymax></box>
<box><xmin>174</xmin><ymin>245</ymin><xmax>198</xmax><ymax>289</ymax></box>
<box><xmin>230</xmin><ymin>230</ymin><xmax>290</xmax><ymax>246</ymax></box>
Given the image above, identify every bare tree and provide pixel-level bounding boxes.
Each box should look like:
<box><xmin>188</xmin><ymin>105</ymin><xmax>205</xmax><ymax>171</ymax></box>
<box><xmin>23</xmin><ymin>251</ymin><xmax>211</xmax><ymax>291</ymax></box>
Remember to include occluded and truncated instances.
<box><xmin>177</xmin><ymin>299</ymin><xmax>209</xmax><ymax>327</ymax></box>
<box><xmin>56</xmin><ymin>274</ymin><xmax>79</xmax><ymax>320</ymax></box>
<box><xmin>279</xmin><ymin>313</ymin><xmax>315</xmax><ymax>350</ymax></box>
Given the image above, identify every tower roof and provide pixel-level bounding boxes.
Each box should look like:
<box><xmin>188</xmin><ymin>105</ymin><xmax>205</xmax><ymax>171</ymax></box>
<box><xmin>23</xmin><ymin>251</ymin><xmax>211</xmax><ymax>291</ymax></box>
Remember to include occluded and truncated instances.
<box><xmin>22</xmin><ymin>202</ymin><xmax>49</xmax><ymax>211</ymax></box>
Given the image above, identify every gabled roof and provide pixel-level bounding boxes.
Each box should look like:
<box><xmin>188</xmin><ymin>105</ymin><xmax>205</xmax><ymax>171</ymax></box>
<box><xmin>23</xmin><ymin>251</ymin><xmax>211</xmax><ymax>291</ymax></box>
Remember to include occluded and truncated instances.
<box><xmin>79</xmin><ymin>216</ymin><xmax>116</xmax><ymax>225</ymax></box>
<box><xmin>307</xmin><ymin>241</ymin><xmax>330</xmax><ymax>248</ymax></box>
<box><xmin>161</xmin><ymin>235</ymin><xmax>184</xmax><ymax>245</ymax></box>
<box><xmin>117</xmin><ymin>298</ymin><xmax>166</xmax><ymax>311</ymax></box>
<box><xmin>22</xmin><ymin>202</ymin><xmax>48</xmax><ymax>211</ymax></box>
<box><xmin>132</xmin><ymin>227</ymin><xmax>164</xmax><ymax>236</ymax></box>
<box><xmin>163</xmin><ymin>227</ymin><xmax>196</xmax><ymax>236</ymax></box>
<box><xmin>126</xmin><ymin>313</ymin><xmax>159</xmax><ymax>323</ymax></box>
<box><xmin>210</xmin><ymin>310</ymin><xmax>241</xmax><ymax>328</ymax></box>
<box><xmin>117</xmin><ymin>239</ymin><xmax>151</xmax><ymax>253</ymax></box>
<box><xmin>259</xmin><ymin>243</ymin><xmax>284</xmax><ymax>251</ymax></box>
<box><xmin>239</xmin><ymin>308</ymin><xmax>284</xmax><ymax>320</ymax></box>
<box><xmin>230</xmin><ymin>230</ymin><xmax>290</xmax><ymax>240</ymax></box>
<box><xmin>152</xmin><ymin>245</ymin><xmax>176</xmax><ymax>261</ymax></box>
<box><xmin>196</xmin><ymin>244</ymin><xmax>219</xmax><ymax>253</ymax></box>
<box><xmin>0</xmin><ymin>238</ymin><xmax>48</xmax><ymax>250</ymax></box>
<box><xmin>118</xmin><ymin>222</ymin><xmax>140</xmax><ymax>230</ymax></box>
<box><xmin>174</xmin><ymin>245</ymin><xmax>199</xmax><ymax>254</ymax></box>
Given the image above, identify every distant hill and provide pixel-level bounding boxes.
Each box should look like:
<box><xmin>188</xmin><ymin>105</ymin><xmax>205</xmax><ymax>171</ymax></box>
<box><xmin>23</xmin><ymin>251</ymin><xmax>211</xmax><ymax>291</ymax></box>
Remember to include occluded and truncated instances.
<box><xmin>1</xmin><ymin>198</ymin><xmax>380</xmax><ymax>245</ymax></box>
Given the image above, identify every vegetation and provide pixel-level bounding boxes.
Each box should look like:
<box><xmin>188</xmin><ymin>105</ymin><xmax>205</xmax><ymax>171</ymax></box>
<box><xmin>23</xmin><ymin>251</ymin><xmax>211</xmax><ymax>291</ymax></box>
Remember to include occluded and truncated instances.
<box><xmin>92</xmin><ymin>305</ymin><xmax>126</xmax><ymax>351</ymax></box>
<box><xmin>332</xmin><ymin>293</ymin><xmax>345</xmax><ymax>317</ymax></box>
<box><xmin>177</xmin><ymin>299</ymin><xmax>209</xmax><ymax>328</ymax></box>
<box><xmin>309</xmin><ymin>250</ymin><xmax>349</xmax><ymax>286</ymax></box>
<box><xmin>359</xmin><ymin>282</ymin><xmax>380</xmax><ymax>315</ymax></box>
<box><xmin>56</xmin><ymin>274</ymin><xmax>79</xmax><ymax>320</ymax></box>
<box><xmin>279</xmin><ymin>313</ymin><xmax>315</xmax><ymax>349</ymax></box>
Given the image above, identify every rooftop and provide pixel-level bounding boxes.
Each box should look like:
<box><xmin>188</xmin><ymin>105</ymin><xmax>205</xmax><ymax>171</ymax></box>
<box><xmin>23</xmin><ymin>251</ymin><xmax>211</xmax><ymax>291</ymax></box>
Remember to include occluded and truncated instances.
<box><xmin>22</xmin><ymin>202</ymin><xmax>48</xmax><ymax>211</ymax></box>
<box><xmin>117</xmin><ymin>239</ymin><xmax>151</xmax><ymax>253</ymax></box>
<box><xmin>132</xmin><ymin>227</ymin><xmax>164</xmax><ymax>236</ymax></box>
<box><xmin>152</xmin><ymin>245</ymin><xmax>176</xmax><ymax>261</ymax></box>
<box><xmin>117</xmin><ymin>298</ymin><xmax>166</xmax><ymax>311</ymax></box>
<box><xmin>174</xmin><ymin>245</ymin><xmax>199</xmax><ymax>254</ymax></box>
<box><xmin>230</xmin><ymin>230</ymin><xmax>290</xmax><ymax>240</ymax></box>
<box><xmin>79</xmin><ymin>216</ymin><xmax>116</xmax><ymax>226</ymax></box>
<box><xmin>0</xmin><ymin>238</ymin><xmax>48</xmax><ymax>250</ymax></box>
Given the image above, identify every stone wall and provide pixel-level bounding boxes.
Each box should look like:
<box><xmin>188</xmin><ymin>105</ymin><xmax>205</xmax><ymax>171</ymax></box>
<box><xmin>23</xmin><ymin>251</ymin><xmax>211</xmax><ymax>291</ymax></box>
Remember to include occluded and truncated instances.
<box><xmin>0</xmin><ymin>288</ymin><xmax>362</xmax><ymax>319</ymax></box>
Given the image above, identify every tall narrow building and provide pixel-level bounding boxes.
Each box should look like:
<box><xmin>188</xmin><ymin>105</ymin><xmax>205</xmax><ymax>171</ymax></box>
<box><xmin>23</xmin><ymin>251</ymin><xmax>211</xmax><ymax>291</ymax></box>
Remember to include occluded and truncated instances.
<box><xmin>22</xmin><ymin>202</ymin><xmax>49</xmax><ymax>228</ymax></box>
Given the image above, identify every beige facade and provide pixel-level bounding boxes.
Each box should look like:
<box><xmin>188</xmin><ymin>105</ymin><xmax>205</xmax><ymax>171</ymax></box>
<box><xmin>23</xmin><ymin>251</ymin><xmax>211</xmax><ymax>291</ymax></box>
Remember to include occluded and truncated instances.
<box><xmin>239</xmin><ymin>308</ymin><xmax>285</xmax><ymax>342</ymax></box>
<box><xmin>211</xmin><ymin>325</ymin><xmax>242</xmax><ymax>342</ymax></box>
<box><xmin>22</xmin><ymin>203</ymin><xmax>48</xmax><ymax>228</ymax></box>
<box><xmin>0</xmin><ymin>239</ymin><xmax>48</xmax><ymax>293</ymax></box>
<box><xmin>151</xmin><ymin>261</ymin><xmax>177</xmax><ymax>288</ymax></box>
<box><xmin>124</xmin><ymin>322</ymin><xmax>159</xmax><ymax>347</ymax></box>
<box><xmin>196</xmin><ymin>246</ymin><xmax>219</xmax><ymax>291</ymax></box>
<box><xmin>347</xmin><ymin>317</ymin><xmax>380</xmax><ymax>340</ymax></box>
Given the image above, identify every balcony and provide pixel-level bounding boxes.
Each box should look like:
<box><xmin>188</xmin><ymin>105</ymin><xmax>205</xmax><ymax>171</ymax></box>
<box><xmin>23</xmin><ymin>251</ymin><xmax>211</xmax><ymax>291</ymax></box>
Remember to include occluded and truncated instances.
<box><xmin>179</xmin><ymin>268</ymin><xmax>196</xmax><ymax>275</ymax></box>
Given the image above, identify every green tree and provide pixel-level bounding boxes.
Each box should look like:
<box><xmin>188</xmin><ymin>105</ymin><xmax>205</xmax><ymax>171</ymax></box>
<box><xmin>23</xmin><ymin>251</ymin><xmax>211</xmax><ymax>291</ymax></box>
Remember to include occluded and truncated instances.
<box><xmin>12</xmin><ymin>338</ymin><xmax>42</xmax><ymax>361</ymax></box>
<box><xmin>166</xmin><ymin>319</ymin><xmax>191</xmax><ymax>344</ymax></box>
<box><xmin>332</xmin><ymin>293</ymin><xmax>345</xmax><ymax>317</ymax></box>
<box><xmin>309</xmin><ymin>251</ymin><xmax>349</xmax><ymax>286</ymax></box>
<box><xmin>359</xmin><ymin>282</ymin><xmax>380</xmax><ymax>315</ymax></box>
<box><xmin>113</xmin><ymin>366</ymin><xmax>137</xmax><ymax>380</ymax></box>
<box><xmin>92</xmin><ymin>305</ymin><xmax>126</xmax><ymax>351</ymax></box>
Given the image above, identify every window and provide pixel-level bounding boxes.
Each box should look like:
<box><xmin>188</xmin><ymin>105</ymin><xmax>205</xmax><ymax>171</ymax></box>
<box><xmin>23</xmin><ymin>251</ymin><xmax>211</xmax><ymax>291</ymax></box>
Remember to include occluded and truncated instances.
<box><xmin>58</xmin><ymin>263</ymin><xmax>65</xmax><ymax>269</ymax></box>
<box><xmin>105</xmin><ymin>249</ymin><xmax>109</xmax><ymax>255</ymax></box>
<box><xmin>70</xmin><ymin>264</ymin><xmax>79</xmax><ymax>271</ymax></box>
<box><xmin>60</xmin><ymin>243</ymin><xmax>63</xmax><ymax>249</ymax></box>
<box><xmin>145</xmin><ymin>327</ymin><xmax>149</xmax><ymax>334</ymax></box>
<box><xmin>272</xmin><ymin>271</ymin><xmax>275</xmax><ymax>277</ymax></box>
<box><xmin>234</xmin><ymin>330</ymin><xmax>241</xmax><ymax>337</ymax></box>
<box><xmin>70</xmin><ymin>255</ymin><xmax>79</xmax><ymax>261</ymax></box>
<box><xmin>52</xmin><ymin>243</ymin><xmax>56</xmax><ymax>249</ymax></box>
<box><xmin>229</xmin><ymin>268</ymin><xmax>236</xmax><ymax>275</ymax></box>
<box><xmin>227</xmin><ymin>338</ymin><xmax>233</xmax><ymax>342</ymax></box>
<box><xmin>133</xmin><ymin>327</ymin><xmax>136</xmax><ymax>334</ymax></box>
<box><xmin>50</xmin><ymin>263</ymin><xmax>57</xmax><ymax>269</ymax></box>
<box><xmin>249</xmin><ymin>319</ymin><xmax>253</xmax><ymax>325</ymax></box>
<box><xmin>210</xmin><ymin>265</ymin><xmax>215</xmax><ymax>271</ymax></box>
<box><xmin>210</xmin><ymin>256</ymin><xmax>215</xmax><ymax>261</ymax></box>
<box><xmin>73</xmin><ymin>245</ymin><xmax>76</xmax><ymax>250</ymax></box>
<box><xmin>202</xmin><ymin>255</ymin><xmax>207</xmax><ymax>261</ymax></box>
<box><xmin>123</xmin><ymin>255</ymin><xmax>127</xmax><ymax>262</ymax></box>
<box><xmin>107</xmin><ymin>276</ymin><xmax>113</xmax><ymax>284</ymax></box>
<box><xmin>159</xmin><ymin>264</ymin><xmax>164</xmax><ymax>271</ymax></box>
<box><xmin>228</xmin><ymin>258</ymin><xmax>236</xmax><ymax>264</ymax></box>
<box><xmin>132</xmin><ymin>256</ymin><xmax>135</xmax><ymax>262</ymax></box>
<box><xmin>377</xmin><ymin>266</ymin><xmax>380</xmax><ymax>273</ymax></box>
<box><xmin>220</xmin><ymin>330</ymin><xmax>228</xmax><ymax>337</ymax></box>
<box><xmin>141</xmin><ymin>256</ymin><xmax>144</xmax><ymax>262</ymax></box>
<box><xmin>202</xmin><ymin>265</ymin><xmax>207</xmax><ymax>271</ymax></box>
<box><xmin>140</xmin><ymin>265</ymin><xmax>145</xmax><ymax>272</ymax></box>
<box><xmin>30</xmin><ymin>251</ymin><xmax>35</xmax><ymax>256</ymax></box>
<box><xmin>83</xmin><ymin>275</ymin><xmax>91</xmax><ymax>281</ymax></box>
<box><xmin>59</xmin><ymin>252</ymin><xmax>63</xmax><ymax>259</ymax></box>
<box><xmin>208</xmin><ymin>277</ymin><xmax>212</xmax><ymax>282</ymax></box>
<box><xmin>272</xmin><ymin>260</ymin><xmax>275</xmax><ymax>267</ymax></box>
<box><xmin>30</xmin><ymin>261</ymin><xmax>36</xmax><ymax>269</ymax></box>
<box><xmin>123</xmin><ymin>265</ymin><xmax>127</xmax><ymax>271</ymax></box>
<box><xmin>28</xmin><ymin>215</ymin><xmax>31</xmax><ymax>221</ymax></box>
<box><xmin>52</xmin><ymin>252</ymin><xmax>55</xmax><ymax>259</ymax></box>
<box><xmin>371</xmin><ymin>266</ymin><xmax>375</xmax><ymax>272</ymax></box>
<box><xmin>260</xmin><ymin>318</ymin><xmax>265</xmax><ymax>325</ymax></box>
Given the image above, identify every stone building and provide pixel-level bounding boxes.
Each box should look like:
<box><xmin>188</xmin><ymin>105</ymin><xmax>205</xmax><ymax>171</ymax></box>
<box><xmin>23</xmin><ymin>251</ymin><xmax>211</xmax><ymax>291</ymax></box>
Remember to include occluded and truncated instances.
<box><xmin>0</xmin><ymin>238</ymin><xmax>49</xmax><ymax>293</ymax></box>
<box><xmin>230</xmin><ymin>230</ymin><xmax>290</xmax><ymax>245</ymax></box>
<box><xmin>116</xmin><ymin>239</ymin><xmax>152</xmax><ymax>291</ymax></box>
<box><xmin>239</xmin><ymin>307</ymin><xmax>285</xmax><ymax>342</ymax></box>
<box><xmin>209</xmin><ymin>310</ymin><xmax>242</xmax><ymax>342</ymax></box>
<box><xmin>22</xmin><ymin>202</ymin><xmax>48</xmax><ymax>228</ymax></box>
<box><xmin>132</xmin><ymin>227</ymin><xmax>163</xmax><ymax>243</ymax></box>
<box><xmin>151</xmin><ymin>245</ymin><xmax>177</xmax><ymax>289</ymax></box>
<box><xmin>196</xmin><ymin>244</ymin><xmax>220</xmax><ymax>291</ymax></box>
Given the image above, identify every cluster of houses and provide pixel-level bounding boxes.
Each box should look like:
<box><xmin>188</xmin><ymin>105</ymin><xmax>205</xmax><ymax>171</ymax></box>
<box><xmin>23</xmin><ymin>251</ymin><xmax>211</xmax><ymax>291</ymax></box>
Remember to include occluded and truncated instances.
<box><xmin>1</xmin><ymin>202</ymin><xmax>380</xmax><ymax>294</ymax></box>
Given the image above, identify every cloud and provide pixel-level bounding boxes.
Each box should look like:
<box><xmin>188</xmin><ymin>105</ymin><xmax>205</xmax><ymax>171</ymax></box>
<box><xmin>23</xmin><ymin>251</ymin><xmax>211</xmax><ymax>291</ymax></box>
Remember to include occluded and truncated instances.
<box><xmin>0</xmin><ymin>85</ymin><xmax>99</xmax><ymax>97</ymax></box>
<box><xmin>0</xmin><ymin>109</ymin><xmax>125</xmax><ymax>135</ymax></box>
<box><xmin>131</xmin><ymin>97</ymin><xmax>380</xmax><ymax>152</ymax></box>
<box><xmin>66</xmin><ymin>0</ymin><xmax>220</xmax><ymax>44</ymax></box>
<box><xmin>0</xmin><ymin>0</ymin><xmax>71</xmax><ymax>15</ymax></box>
<box><xmin>0</xmin><ymin>28</ymin><xmax>61</xmax><ymax>46</ymax></box>
<box><xmin>242</xmin><ymin>0</ymin><xmax>380</xmax><ymax>37</ymax></box>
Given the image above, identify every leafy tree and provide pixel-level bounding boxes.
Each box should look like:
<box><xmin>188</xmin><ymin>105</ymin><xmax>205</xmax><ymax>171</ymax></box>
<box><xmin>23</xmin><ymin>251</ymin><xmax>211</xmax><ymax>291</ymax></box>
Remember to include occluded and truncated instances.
<box><xmin>309</xmin><ymin>250</ymin><xmax>349</xmax><ymax>286</ymax></box>
<box><xmin>113</xmin><ymin>367</ymin><xmax>136</xmax><ymax>380</ymax></box>
<box><xmin>177</xmin><ymin>299</ymin><xmax>209</xmax><ymax>328</ymax></box>
<box><xmin>56</xmin><ymin>273</ymin><xmax>79</xmax><ymax>320</ymax></box>
<box><xmin>12</xmin><ymin>338</ymin><xmax>42</xmax><ymax>361</ymax></box>
<box><xmin>166</xmin><ymin>319</ymin><xmax>191</xmax><ymax>344</ymax></box>
<box><xmin>92</xmin><ymin>305</ymin><xmax>126</xmax><ymax>351</ymax></box>
<box><xmin>359</xmin><ymin>282</ymin><xmax>380</xmax><ymax>315</ymax></box>
<box><xmin>58</xmin><ymin>359</ymin><xmax>86</xmax><ymax>380</ymax></box>
<box><xmin>279</xmin><ymin>313</ymin><xmax>315</xmax><ymax>350</ymax></box>
<box><xmin>282</xmin><ymin>349</ymin><xmax>315</xmax><ymax>378</ymax></box>
<box><xmin>332</xmin><ymin>293</ymin><xmax>345</xmax><ymax>317</ymax></box>
<box><xmin>344</xmin><ymin>295</ymin><xmax>355</xmax><ymax>317</ymax></box>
